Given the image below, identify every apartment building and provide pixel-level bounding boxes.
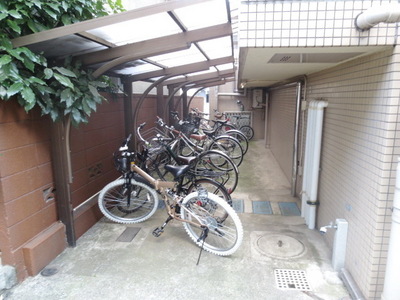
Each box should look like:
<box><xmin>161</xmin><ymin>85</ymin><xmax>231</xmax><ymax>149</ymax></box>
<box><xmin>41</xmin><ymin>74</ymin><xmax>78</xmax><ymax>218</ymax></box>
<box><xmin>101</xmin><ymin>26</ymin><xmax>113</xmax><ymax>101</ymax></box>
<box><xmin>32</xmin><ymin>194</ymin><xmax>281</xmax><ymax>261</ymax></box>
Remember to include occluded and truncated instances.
<box><xmin>233</xmin><ymin>1</ymin><xmax>400</xmax><ymax>299</ymax></box>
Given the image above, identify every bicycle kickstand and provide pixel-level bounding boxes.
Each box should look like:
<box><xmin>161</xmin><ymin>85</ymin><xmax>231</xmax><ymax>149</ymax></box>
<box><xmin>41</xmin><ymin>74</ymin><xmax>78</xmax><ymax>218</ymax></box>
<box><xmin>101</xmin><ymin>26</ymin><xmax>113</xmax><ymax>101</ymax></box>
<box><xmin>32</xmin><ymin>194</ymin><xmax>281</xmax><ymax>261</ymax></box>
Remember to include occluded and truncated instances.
<box><xmin>153</xmin><ymin>215</ymin><xmax>173</xmax><ymax>237</ymax></box>
<box><xmin>196</xmin><ymin>226</ymin><xmax>209</xmax><ymax>266</ymax></box>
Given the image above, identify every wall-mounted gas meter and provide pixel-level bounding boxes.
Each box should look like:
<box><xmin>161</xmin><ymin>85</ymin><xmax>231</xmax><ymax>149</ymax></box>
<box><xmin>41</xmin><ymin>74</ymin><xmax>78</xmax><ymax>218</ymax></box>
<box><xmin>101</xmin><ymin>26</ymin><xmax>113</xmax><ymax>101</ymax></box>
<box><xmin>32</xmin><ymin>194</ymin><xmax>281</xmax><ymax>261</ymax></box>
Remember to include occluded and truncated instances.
<box><xmin>252</xmin><ymin>89</ymin><xmax>264</xmax><ymax>108</ymax></box>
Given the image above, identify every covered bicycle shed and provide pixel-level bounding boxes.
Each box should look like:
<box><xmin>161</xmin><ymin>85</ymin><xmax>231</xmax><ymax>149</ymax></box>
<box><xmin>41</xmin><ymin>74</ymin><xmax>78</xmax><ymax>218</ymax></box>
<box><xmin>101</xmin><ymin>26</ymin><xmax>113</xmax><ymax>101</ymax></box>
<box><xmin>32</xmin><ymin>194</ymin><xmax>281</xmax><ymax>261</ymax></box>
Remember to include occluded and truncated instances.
<box><xmin>2</xmin><ymin>0</ymin><xmax>237</xmax><ymax>279</ymax></box>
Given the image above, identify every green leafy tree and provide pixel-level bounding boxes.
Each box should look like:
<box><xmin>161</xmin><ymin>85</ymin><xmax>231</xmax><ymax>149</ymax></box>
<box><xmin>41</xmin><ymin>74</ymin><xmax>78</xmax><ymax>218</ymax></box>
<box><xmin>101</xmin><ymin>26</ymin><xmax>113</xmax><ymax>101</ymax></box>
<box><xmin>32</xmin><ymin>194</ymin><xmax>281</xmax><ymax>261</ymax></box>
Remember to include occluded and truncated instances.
<box><xmin>0</xmin><ymin>0</ymin><xmax>124</xmax><ymax>126</ymax></box>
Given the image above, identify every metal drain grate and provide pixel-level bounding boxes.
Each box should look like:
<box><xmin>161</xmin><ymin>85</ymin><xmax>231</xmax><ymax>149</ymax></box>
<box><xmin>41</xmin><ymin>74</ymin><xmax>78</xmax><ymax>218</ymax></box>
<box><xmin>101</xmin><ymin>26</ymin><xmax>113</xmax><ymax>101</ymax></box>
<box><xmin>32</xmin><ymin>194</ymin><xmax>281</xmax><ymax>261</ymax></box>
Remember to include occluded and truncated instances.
<box><xmin>116</xmin><ymin>227</ymin><xmax>141</xmax><ymax>242</ymax></box>
<box><xmin>274</xmin><ymin>269</ymin><xmax>311</xmax><ymax>291</ymax></box>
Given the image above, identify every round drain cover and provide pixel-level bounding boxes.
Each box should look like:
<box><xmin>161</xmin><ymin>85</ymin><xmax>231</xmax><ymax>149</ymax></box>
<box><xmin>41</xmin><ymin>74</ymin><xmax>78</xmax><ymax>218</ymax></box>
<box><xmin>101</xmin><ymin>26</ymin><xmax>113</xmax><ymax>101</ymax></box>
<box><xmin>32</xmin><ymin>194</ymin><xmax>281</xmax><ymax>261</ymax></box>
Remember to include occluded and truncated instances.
<box><xmin>256</xmin><ymin>234</ymin><xmax>305</xmax><ymax>258</ymax></box>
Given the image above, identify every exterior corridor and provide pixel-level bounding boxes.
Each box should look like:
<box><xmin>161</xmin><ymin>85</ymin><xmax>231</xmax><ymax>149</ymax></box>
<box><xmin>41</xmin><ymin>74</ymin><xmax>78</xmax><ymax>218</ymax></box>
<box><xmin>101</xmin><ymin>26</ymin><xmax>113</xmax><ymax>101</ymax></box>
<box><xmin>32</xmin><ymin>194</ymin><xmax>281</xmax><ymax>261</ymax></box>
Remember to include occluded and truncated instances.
<box><xmin>4</xmin><ymin>141</ymin><xmax>350</xmax><ymax>300</ymax></box>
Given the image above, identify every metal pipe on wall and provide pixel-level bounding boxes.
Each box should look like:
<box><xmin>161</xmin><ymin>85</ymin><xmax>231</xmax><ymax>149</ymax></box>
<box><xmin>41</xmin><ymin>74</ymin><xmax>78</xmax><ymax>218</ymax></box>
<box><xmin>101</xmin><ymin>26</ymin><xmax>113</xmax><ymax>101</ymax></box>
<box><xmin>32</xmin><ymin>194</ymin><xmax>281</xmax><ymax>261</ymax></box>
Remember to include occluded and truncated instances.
<box><xmin>291</xmin><ymin>81</ymin><xmax>302</xmax><ymax>196</ymax></box>
<box><xmin>355</xmin><ymin>3</ymin><xmax>400</xmax><ymax>31</ymax></box>
<box><xmin>301</xmin><ymin>100</ymin><xmax>328</xmax><ymax>230</ymax></box>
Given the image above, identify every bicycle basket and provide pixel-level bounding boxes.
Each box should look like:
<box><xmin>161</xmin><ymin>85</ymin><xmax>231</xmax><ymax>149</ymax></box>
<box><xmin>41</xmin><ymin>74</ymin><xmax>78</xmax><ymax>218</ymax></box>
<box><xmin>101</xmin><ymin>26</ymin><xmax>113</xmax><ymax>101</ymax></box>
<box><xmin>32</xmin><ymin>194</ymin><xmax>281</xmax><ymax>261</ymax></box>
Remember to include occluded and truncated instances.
<box><xmin>113</xmin><ymin>152</ymin><xmax>134</xmax><ymax>173</ymax></box>
<box><xmin>178</xmin><ymin>122</ymin><xmax>196</xmax><ymax>136</ymax></box>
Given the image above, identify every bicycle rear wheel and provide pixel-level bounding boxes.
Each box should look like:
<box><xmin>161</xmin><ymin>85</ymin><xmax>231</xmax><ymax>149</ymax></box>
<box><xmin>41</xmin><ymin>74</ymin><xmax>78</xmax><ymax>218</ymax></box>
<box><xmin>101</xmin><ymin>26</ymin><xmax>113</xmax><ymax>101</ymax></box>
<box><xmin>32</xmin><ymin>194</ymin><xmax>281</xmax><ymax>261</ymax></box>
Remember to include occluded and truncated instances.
<box><xmin>240</xmin><ymin>125</ymin><xmax>254</xmax><ymax>140</ymax></box>
<box><xmin>98</xmin><ymin>178</ymin><xmax>159</xmax><ymax>224</ymax></box>
<box><xmin>208</xmin><ymin>136</ymin><xmax>243</xmax><ymax>167</ymax></box>
<box><xmin>181</xmin><ymin>192</ymin><xmax>243</xmax><ymax>256</ymax></box>
<box><xmin>187</xmin><ymin>178</ymin><xmax>232</xmax><ymax>206</ymax></box>
<box><xmin>225</xmin><ymin>129</ymin><xmax>249</xmax><ymax>155</ymax></box>
<box><xmin>192</xmin><ymin>150</ymin><xmax>239</xmax><ymax>194</ymax></box>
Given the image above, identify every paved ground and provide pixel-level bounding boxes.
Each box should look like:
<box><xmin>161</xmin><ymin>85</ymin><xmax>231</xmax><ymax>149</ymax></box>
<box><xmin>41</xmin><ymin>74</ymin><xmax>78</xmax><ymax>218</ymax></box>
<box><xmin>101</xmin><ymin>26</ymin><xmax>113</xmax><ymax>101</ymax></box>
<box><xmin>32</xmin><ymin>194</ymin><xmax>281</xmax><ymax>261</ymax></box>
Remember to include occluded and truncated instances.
<box><xmin>3</xmin><ymin>140</ymin><xmax>351</xmax><ymax>300</ymax></box>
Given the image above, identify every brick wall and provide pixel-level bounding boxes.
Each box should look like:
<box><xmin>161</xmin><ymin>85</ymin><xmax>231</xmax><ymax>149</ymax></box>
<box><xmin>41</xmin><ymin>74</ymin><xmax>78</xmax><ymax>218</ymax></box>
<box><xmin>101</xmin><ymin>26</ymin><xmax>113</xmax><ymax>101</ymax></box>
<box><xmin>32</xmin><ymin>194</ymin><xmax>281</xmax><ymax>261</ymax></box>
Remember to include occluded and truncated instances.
<box><xmin>0</xmin><ymin>99</ymin><xmax>57</xmax><ymax>281</ymax></box>
<box><xmin>0</xmin><ymin>92</ymin><xmax>161</xmax><ymax>282</ymax></box>
<box><xmin>70</xmin><ymin>95</ymin><xmax>125</xmax><ymax>210</ymax></box>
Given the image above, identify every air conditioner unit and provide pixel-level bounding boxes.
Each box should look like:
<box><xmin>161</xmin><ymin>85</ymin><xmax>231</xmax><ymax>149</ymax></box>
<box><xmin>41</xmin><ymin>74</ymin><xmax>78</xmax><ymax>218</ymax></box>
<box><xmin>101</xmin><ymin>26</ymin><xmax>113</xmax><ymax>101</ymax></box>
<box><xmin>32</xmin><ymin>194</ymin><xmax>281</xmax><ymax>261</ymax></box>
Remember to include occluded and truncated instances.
<box><xmin>252</xmin><ymin>89</ymin><xmax>264</xmax><ymax>108</ymax></box>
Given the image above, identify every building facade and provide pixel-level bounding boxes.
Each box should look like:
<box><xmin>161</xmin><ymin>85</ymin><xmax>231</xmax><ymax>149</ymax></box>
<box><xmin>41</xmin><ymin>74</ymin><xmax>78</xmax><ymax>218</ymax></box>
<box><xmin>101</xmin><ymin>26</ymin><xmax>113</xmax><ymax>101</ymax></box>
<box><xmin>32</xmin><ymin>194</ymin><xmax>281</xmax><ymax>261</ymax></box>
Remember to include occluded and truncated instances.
<box><xmin>237</xmin><ymin>1</ymin><xmax>400</xmax><ymax>299</ymax></box>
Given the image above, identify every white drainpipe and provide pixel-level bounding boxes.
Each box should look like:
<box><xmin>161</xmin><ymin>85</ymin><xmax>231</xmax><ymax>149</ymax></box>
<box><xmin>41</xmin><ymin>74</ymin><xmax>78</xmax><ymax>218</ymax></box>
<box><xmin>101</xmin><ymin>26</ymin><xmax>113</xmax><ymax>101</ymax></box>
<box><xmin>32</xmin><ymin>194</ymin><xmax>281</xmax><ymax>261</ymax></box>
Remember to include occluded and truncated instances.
<box><xmin>381</xmin><ymin>158</ymin><xmax>400</xmax><ymax>300</ymax></box>
<box><xmin>355</xmin><ymin>3</ymin><xmax>400</xmax><ymax>31</ymax></box>
<box><xmin>301</xmin><ymin>100</ymin><xmax>328</xmax><ymax>230</ymax></box>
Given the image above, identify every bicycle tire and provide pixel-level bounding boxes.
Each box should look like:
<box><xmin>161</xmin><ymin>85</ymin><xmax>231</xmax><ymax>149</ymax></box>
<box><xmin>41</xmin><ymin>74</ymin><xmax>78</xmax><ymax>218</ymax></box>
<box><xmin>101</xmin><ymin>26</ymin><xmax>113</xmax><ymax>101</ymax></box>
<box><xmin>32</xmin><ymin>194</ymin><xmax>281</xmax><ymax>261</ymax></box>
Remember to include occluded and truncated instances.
<box><xmin>187</xmin><ymin>178</ymin><xmax>232</xmax><ymax>206</ymax></box>
<box><xmin>181</xmin><ymin>192</ymin><xmax>243</xmax><ymax>256</ymax></box>
<box><xmin>219</xmin><ymin>122</ymin><xmax>237</xmax><ymax>135</ymax></box>
<box><xmin>224</xmin><ymin>129</ymin><xmax>249</xmax><ymax>155</ymax></box>
<box><xmin>98</xmin><ymin>178</ymin><xmax>159</xmax><ymax>224</ymax></box>
<box><xmin>192</xmin><ymin>150</ymin><xmax>239</xmax><ymax>194</ymax></box>
<box><xmin>146</xmin><ymin>149</ymin><xmax>172</xmax><ymax>180</ymax></box>
<box><xmin>208</xmin><ymin>136</ymin><xmax>244</xmax><ymax>167</ymax></box>
<box><xmin>177</xmin><ymin>137</ymin><xmax>198</xmax><ymax>157</ymax></box>
<box><xmin>240</xmin><ymin>125</ymin><xmax>254</xmax><ymax>140</ymax></box>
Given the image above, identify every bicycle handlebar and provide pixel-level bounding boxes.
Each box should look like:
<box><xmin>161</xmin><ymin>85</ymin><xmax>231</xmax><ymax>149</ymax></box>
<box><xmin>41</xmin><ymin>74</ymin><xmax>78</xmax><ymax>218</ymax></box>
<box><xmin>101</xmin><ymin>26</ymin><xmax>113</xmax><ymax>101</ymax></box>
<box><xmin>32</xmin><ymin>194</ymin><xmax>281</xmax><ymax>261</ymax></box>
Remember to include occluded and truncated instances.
<box><xmin>191</xmin><ymin>108</ymin><xmax>208</xmax><ymax>116</ymax></box>
<box><xmin>136</xmin><ymin>122</ymin><xmax>149</xmax><ymax>145</ymax></box>
<box><xmin>119</xmin><ymin>133</ymin><xmax>132</xmax><ymax>151</ymax></box>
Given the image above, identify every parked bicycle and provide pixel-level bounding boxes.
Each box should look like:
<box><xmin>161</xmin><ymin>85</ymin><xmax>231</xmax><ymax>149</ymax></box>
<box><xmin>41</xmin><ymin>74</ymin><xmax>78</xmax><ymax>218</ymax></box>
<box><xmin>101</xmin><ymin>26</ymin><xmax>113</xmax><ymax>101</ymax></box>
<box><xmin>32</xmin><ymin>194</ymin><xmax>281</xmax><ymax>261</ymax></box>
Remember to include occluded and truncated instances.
<box><xmin>151</xmin><ymin>117</ymin><xmax>240</xmax><ymax>193</ymax></box>
<box><xmin>98</xmin><ymin>134</ymin><xmax>243</xmax><ymax>256</ymax></box>
<box><xmin>188</xmin><ymin>108</ymin><xmax>249</xmax><ymax>154</ymax></box>
<box><xmin>171</xmin><ymin>111</ymin><xmax>247</xmax><ymax>161</ymax></box>
<box><xmin>135</xmin><ymin>122</ymin><xmax>232</xmax><ymax>204</ymax></box>
<box><xmin>214</xmin><ymin>109</ymin><xmax>255</xmax><ymax>140</ymax></box>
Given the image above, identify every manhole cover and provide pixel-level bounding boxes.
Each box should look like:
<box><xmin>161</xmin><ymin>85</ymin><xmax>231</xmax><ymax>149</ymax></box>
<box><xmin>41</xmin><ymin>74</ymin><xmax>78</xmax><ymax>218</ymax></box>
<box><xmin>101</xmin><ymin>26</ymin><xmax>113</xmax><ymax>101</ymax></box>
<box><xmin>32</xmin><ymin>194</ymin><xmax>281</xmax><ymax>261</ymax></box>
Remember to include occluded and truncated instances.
<box><xmin>256</xmin><ymin>234</ymin><xmax>305</xmax><ymax>258</ymax></box>
<box><xmin>274</xmin><ymin>269</ymin><xmax>311</xmax><ymax>291</ymax></box>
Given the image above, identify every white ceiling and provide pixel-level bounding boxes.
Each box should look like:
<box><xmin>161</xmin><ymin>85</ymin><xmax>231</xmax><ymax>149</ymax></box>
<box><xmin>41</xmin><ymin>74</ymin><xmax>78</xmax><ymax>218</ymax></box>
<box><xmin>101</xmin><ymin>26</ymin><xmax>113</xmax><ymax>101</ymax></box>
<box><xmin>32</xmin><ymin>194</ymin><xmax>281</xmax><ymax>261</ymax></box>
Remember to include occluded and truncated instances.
<box><xmin>237</xmin><ymin>45</ymin><xmax>391</xmax><ymax>88</ymax></box>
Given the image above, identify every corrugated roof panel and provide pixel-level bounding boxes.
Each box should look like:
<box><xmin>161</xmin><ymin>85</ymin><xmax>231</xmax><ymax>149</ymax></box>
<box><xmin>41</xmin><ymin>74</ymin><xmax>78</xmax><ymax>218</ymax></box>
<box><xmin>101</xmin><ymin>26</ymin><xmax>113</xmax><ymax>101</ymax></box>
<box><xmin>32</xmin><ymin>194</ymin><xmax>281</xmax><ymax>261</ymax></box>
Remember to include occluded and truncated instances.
<box><xmin>86</xmin><ymin>13</ymin><xmax>181</xmax><ymax>46</ymax></box>
<box><xmin>174</xmin><ymin>0</ymin><xmax>228</xmax><ymax>30</ymax></box>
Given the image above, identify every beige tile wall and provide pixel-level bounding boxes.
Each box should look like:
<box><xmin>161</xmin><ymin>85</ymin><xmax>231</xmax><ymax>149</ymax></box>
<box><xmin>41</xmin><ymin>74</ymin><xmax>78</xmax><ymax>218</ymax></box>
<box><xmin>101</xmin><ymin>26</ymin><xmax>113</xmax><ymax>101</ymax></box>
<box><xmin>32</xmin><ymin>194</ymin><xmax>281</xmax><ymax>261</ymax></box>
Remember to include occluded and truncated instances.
<box><xmin>239</xmin><ymin>1</ymin><xmax>400</xmax><ymax>298</ymax></box>
<box><xmin>306</xmin><ymin>47</ymin><xmax>400</xmax><ymax>299</ymax></box>
<box><xmin>239</xmin><ymin>0</ymin><xmax>398</xmax><ymax>48</ymax></box>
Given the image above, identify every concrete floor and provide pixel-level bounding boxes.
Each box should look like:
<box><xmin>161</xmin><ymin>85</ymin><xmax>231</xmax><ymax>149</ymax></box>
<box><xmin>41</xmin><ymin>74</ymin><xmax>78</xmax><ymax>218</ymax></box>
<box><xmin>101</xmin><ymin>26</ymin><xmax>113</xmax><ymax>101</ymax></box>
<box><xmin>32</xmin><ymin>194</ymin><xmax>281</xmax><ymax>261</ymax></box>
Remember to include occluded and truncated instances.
<box><xmin>3</xmin><ymin>140</ymin><xmax>351</xmax><ymax>300</ymax></box>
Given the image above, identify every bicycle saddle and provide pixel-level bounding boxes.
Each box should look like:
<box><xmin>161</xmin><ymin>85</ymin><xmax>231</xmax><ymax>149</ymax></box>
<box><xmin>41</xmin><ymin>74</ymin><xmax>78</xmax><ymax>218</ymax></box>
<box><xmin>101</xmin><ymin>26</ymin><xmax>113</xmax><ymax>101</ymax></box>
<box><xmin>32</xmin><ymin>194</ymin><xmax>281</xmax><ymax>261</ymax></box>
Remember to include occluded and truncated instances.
<box><xmin>189</xmin><ymin>133</ymin><xmax>207</xmax><ymax>141</ymax></box>
<box><xmin>176</xmin><ymin>155</ymin><xmax>196</xmax><ymax>165</ymax></box>
<box><xmin>213</xmin><ymin>119</ymin><xmax>229</xmax><ymax>125</ymax></box>
<box><xmin>164</xmin><ymin>164</ymin><xmax>191</xmax><ymax>180</ymax></box>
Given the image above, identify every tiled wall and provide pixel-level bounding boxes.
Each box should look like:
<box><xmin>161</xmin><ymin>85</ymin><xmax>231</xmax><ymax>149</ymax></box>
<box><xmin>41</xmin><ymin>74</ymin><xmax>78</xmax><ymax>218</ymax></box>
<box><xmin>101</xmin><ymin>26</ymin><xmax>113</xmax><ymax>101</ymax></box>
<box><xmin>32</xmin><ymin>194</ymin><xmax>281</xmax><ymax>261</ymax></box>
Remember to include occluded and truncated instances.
<box><xmin>239</xmin><ymin>0</ymin><xmax>398</xmax><ymax>48</ymax></box>
<box><xmin>239</xmin><ymin>1</ymin><xmax>400</xmax><ymax>298</ymax></box>
<box><xmin>306</xmin><ymin>47</ymin><xmax>400</xmax><ymax>299</ymax></box>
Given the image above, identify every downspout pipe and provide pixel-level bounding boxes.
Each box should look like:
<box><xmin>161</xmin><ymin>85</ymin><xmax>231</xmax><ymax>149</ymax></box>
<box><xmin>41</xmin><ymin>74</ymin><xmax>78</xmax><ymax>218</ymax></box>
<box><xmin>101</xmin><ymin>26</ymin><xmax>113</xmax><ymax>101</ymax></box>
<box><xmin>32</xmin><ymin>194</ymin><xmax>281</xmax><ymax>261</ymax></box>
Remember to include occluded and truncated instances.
<box><xmin>291</xmin><ymin>81</ymin><xmax>302</xmax><ymax>196</ymax></box>
<box><xmin>308</xmin><ymin>100</ymin><xmax>328</xmax><ymax>230</ymax></box>
<box><xmin>381</xmin><ymin>157</ymin><xmax>400</xmax><ymax>300</ymax></box>
<box><xmin>355</xmin><ymin>3</ymin><xmax>400</xmax><ymax>31</ymax></box>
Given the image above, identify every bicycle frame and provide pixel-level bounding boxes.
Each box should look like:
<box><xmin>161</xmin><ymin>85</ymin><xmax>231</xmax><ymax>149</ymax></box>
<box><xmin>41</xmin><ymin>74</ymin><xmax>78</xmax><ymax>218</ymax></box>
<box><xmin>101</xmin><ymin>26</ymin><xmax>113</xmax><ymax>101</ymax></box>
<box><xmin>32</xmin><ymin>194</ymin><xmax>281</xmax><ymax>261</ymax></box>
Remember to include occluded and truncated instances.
<box><xmin>129</xmin><ymin>162</ymin><xmax>205</xmax><ymax>227</ymax></box>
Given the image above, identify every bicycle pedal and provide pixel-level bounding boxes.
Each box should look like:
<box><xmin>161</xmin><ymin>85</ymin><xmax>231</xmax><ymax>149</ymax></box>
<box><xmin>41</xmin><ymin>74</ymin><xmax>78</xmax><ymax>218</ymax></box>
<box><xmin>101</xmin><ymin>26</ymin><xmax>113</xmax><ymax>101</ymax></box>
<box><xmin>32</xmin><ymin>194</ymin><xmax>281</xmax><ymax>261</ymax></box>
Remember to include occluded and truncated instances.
<box><xmin>152</xmin><ymin>227</ymin><xmax>163</xmax><ymax>237</ymax></box>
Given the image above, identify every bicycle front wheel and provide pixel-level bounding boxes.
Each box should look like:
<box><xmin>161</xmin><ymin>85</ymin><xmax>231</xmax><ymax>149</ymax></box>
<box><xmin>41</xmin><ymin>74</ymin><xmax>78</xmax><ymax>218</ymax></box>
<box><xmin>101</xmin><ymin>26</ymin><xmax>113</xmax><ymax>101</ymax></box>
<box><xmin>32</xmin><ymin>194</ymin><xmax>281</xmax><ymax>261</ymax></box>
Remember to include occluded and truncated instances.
<box><xmin>181</xmin><ymin>192</ymin><xmax>243</xmax><ymax>256</ymax></box>
<box><xmin>98</xmin><ymin>178</ymin><xmax>159</xmax><ymax>224</ymax></box>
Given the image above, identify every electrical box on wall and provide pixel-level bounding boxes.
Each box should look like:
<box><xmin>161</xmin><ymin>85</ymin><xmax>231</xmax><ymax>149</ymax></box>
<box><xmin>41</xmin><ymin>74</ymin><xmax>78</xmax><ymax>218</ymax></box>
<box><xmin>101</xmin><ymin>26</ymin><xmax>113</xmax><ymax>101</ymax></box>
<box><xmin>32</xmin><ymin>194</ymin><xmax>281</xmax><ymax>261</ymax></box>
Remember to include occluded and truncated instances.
<box><xmin>252</xmin><ymin>89</ymin><xmax>264</xmax><ymax>108</ymax></box>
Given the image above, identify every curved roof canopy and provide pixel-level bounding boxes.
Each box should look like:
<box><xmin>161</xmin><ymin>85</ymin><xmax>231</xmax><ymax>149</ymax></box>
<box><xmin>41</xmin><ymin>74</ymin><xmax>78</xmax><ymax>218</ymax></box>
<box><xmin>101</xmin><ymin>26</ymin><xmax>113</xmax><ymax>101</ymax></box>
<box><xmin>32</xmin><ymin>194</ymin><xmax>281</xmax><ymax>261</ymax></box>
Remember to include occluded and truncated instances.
<box><xmin>12</xmin><ymin>0</ymin><xmax>235</xmax><ymax>88</ymax></box>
